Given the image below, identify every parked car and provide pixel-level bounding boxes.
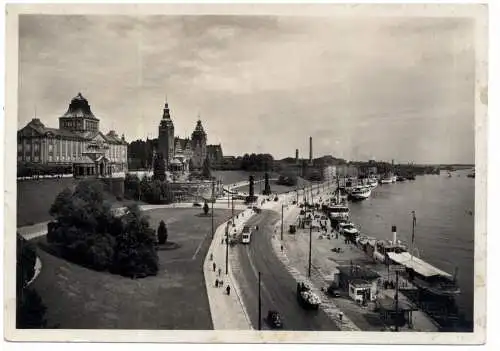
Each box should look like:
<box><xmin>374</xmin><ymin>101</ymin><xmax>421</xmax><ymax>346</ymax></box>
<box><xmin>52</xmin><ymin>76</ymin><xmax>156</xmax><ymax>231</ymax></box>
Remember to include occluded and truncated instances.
<box><xmin>266</xmin><ymin>310</ymin><xmax>283</xmax><ymax>329</ymax></box>
<box><xmin>274</xmin><ymin>197</ymin><xmax>279</xmax><ymax>202</ymax></box>
<box><xmin>192</xmin><ymin>202</ymin><xmax>202</xmax><ymax>207</ymax></box>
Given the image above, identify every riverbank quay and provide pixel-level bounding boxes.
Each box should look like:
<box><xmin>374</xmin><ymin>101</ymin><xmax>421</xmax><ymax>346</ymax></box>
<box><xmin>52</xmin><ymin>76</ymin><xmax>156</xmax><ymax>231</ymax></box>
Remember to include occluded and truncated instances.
<box><xmin>203</xmin><ymin>209</ymin><xmax>254</xmax><ymax>330</ymax></box>
<box><xmin>268</xmin><ymin>185</ymin><xmax>439</xmax><ymax>332</ymax></box>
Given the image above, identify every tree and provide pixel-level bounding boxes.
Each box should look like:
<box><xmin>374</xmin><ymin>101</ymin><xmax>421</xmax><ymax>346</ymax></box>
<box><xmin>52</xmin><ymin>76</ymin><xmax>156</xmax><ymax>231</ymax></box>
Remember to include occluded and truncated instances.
<box><xmin>202</xmin><ymin>157</ymin><xmax>212</xmax><ymax>179</ymax></box>
<box><xmin>157</xmin><ymin>220</ymin><xmax>168</xmax><ymax>245</ymax></box>
<box><xmin>203</xmin><ymin>201</ymin><xmax>209</xmax><ymax>216</ymax></box>
<box><xmin>47</xmin><ymin>180</ymin><xmax>159</xmax><ymax>278</ymax></box>
<box><xmin>112</xmin><ymin>204</ymin><xmax>159</xmax><ymax>278</ymax></box>
<box><xmin>153</xmin><ymin>152</ymin><xmax>166</xmax><ymax>181</ymax></box>
<box><xmin>16</xmin><ymin>234</ymin><xmax>46</xmax><ymax>328</ymax></box>
<box><xmin>263</xmin><ymin>172</ymin><xmax>272</xmax><ymax>195</ymax></box>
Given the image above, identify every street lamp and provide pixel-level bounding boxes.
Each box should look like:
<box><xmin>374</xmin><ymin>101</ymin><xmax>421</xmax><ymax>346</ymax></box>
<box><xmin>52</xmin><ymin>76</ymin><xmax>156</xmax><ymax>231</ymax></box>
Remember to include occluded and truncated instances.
<box><xmin>308</xmin><ymin>221</ymin><xmax>312</xmax><ymax>277</ymax></box>
<box><xmin>211</xmin><ymin>180</ymin><xmax>215</xmax><ymax>239</ymax></box>
<box><xmin>281</xmin><ymin>204</ymin><xmax>285</xmax><ymax>241</ymax></box>
<box><xmin>231</xmin><ymin>195</ymin><xmax>234</xmax><ymax>217</ymax></box>
<box><xmin>225</xmin><ymin>221</ymin><xmax>229</xmax><ymax>275</ymax></box>
<box><xmin>258</xmin><ymin>271</ymin><xmax>262</xmax><ymax>330</ymax></box>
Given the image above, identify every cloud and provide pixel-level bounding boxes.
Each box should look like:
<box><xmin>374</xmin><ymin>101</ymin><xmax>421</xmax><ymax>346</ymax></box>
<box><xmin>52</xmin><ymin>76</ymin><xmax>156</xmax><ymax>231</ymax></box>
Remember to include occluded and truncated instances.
<box><xmin>18</xmin><ymin>14</ymin><xmax>475</xmax><ymax>163</ymax></box>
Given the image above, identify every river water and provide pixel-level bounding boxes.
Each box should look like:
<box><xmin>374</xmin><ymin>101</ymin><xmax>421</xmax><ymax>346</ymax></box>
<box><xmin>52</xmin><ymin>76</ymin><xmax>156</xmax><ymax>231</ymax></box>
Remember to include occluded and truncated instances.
<box><xmin>347</xmin><ymin>170</ymin><xmax>475</xmax><ymax>329</ymax></box>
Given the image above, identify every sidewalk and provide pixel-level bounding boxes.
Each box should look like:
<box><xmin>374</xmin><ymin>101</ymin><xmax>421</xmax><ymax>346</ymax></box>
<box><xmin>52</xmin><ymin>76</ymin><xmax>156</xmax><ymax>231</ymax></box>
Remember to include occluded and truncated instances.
<box><xmin>203</xmin><ymin>209</ymin><xmax>254</xmax><ymax>330</ymax></box>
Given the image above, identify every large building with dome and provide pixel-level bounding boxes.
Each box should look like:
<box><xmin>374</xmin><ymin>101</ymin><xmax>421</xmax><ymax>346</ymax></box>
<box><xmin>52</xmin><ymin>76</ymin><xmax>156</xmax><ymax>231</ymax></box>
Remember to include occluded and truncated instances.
<box><xmin>17</xmin><ymin>93</ymin><xmax>128</xmax><ymax>177</ymax></box>
<box><xmin>157</xmin><ymin>99</ymin><xmax>223</xmax><ymax>173</ymax></box>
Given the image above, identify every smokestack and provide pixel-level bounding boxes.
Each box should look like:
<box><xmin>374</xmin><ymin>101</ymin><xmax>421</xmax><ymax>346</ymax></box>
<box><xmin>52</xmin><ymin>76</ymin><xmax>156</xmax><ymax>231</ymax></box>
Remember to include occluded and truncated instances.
<box><xmin>295</xmin><ymin>149</ymin><xmax>299</xmax><ymax>164</ymax></box>
<box><xmin>392</xmin><ymin>225</ymin><xmax>397</xmax><ymax>244</ymax></box>
<box><xmin>309</xmin><ymin>136</ymin><xmax>313</xmax><ymax>164</ymax></box>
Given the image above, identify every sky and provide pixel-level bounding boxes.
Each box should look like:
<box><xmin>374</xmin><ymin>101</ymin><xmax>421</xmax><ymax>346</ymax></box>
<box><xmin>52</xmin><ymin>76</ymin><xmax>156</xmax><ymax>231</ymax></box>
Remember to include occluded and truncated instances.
<box><xmin>18</xmin><ymin>14</ymin><xmax>476</xmax><ymax>164</ymax></box>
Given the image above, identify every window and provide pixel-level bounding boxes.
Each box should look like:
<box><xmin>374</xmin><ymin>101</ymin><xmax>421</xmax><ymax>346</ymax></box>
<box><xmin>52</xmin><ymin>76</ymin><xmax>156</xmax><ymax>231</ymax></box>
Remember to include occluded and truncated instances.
<box><xmin>17</xmin><ymin>144</ymin><xmax>22</xmax><ymax>152</ymax></box>
<box><xmin>34</xmin><ymin>156</ymin><xmax>39</xmax><ymax>162</ymax></box>
<box><xmin>26</xmin><ymin>156</ymin><xmax>31</xmax><ymax>161</ymax></box>
<box><xmin>18</xmin><ymin>156</ymin><xmax>22</xmax><ymax>161</ymax></box>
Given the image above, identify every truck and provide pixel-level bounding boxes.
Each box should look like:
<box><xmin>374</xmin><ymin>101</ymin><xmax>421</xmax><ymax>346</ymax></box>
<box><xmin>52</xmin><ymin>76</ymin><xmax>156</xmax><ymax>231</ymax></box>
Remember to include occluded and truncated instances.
<box><xmin>296</xmin><ymin>282</ymin><xmax>321</xmax><ymax>310</ymax></box>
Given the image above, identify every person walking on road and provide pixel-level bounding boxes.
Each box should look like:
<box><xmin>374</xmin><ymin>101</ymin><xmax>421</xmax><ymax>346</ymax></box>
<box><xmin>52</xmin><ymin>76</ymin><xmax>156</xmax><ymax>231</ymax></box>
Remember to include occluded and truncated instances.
<box><xmin>213</xmin><ymin>262</ymin><xmax>216</xmax><ymax>272</ymax></box>
<box><xmin>226</xmin><ymin>285</ymin><xmax>231</xmax><ymax>295</ymax></box>
<box><xmin>218</xmin><ymin>268</ymin><xmax>222</xmax><ymax>277</ymax></box>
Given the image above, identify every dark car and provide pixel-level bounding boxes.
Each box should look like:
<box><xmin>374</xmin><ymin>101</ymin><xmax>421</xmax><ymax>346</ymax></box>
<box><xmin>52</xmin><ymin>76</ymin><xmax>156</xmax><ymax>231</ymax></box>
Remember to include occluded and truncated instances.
<box><xmin>192</xmin><ymin>202</ymin><xmax>202</xmax><ymax>207</ymax></box>
<box><xmin>266</xmin><ymin>310</ymin><xmax>283</xmax><ymax>329</ymax></box>
<box><xmin>274</xmin><ymin>197</ymin><xmax>279</xmax><ymax>202</ymax></box>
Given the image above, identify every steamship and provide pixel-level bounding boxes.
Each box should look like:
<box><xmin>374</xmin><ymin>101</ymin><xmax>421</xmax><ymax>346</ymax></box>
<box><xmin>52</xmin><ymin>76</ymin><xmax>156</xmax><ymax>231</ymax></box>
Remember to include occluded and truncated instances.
<box><xmin>364</xmin><ymin>225</ymin><xmax>461</xmax><ymax>298</ymax></box>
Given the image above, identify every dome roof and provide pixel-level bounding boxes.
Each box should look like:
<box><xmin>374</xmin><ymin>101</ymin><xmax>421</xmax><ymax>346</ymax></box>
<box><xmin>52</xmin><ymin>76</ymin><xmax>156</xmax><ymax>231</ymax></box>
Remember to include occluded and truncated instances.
<box><xmin>62</xmin><ymin>92</ymin><xmax>98</xmax><ymax>119</ymax></box>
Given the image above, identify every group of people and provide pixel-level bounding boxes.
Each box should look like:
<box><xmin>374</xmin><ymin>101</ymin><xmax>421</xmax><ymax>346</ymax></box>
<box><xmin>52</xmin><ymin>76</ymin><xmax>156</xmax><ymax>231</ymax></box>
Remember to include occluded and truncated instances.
<box><xmin>211</xmin><ymin>256</ymin><xmax>231</xmax><ymax>295</ymax></box>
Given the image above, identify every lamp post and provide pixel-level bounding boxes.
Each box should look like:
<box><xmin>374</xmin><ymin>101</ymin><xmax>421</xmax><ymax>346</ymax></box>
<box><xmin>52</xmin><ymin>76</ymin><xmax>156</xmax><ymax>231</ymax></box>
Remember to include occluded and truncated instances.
<box><xmin>308</xmin><ymin>222</ymin><xmax>312</xmax><ymax>277</ymax></box>
<box><xmin>281</xmin><ymin>204</ymin><xmax>285</xmax><ymax>241</ymax></box>
<box><xmin>211</xmin><ymin>180</ymin><xmax>215</xmax><ymax>239</ymax></box>
<box><xmin>225</xmin><ymin>221</ymin><xmax>229</xmax><ymax>275</ymax></box>
<box><xmin>231</xmin><ymin>196</ymin><xmax>234</xmax><ymax>217</ymax></box>
<box><xmin>258</xmin><ymin>271</ymin><xmax>262</xmax><ymax>330</ymax></box>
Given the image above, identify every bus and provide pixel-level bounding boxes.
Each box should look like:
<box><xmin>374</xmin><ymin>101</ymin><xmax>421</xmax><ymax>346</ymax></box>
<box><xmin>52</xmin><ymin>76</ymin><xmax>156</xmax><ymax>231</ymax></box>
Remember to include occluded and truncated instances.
<box><xmin>241</xmin><ymin>225</ymin><xmax>252</xmax><ymax>244</ymax></box>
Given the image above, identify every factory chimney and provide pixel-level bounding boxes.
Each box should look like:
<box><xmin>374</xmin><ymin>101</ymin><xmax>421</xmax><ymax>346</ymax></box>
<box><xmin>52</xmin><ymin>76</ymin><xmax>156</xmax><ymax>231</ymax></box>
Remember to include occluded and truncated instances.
<box><xmin>392</xmin><ymin>225</ymin><xmax>397</xmax><ymax>244</ymax></box>
<box><xmin>309</xmin><ymin>136</ymin><xmax>313</xmax><ymax>165</ymax></box>
<box><xmin>295</xmin><ymin>149</ymin><xmax>299</xmax><ymax>164</ymax></box>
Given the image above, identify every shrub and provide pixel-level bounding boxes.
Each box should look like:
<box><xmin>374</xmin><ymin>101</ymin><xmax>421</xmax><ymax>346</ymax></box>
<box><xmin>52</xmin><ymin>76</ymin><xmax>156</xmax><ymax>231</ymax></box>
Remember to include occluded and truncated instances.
<box><xmin>16</xmin><ymin>287</ymin><xmax>47</xmax><ymax>329</ymax></box>
<box><xmin>157</xmin><ymin>220</ymin><xmax>168</xmax><ymax>245</ymax></box>
<box><xmin>16</xmin><ymin>234</ymin><xmax>46</xmax><ymax>329</ymax></box>
<box><xmin>17</xmin><ymin>234</ymin><xmax>36</xmax><ymax>290</ymax></box>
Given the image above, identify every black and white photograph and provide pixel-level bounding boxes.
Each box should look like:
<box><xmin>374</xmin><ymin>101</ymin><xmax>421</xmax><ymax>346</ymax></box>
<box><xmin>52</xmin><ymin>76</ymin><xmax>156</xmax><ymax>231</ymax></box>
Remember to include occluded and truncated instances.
<box><xmin>3</xmin><ymin>2</ymin><xmax>488</xmax><ymax>345</ymax></box>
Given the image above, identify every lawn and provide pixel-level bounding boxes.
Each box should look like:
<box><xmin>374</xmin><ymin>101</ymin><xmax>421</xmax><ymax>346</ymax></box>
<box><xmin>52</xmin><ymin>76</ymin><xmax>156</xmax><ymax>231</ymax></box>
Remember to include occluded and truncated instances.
<box><xmin>30</xmin><ymin>207</ymin><xmax>239</xmax><ymax>330</ymax></box>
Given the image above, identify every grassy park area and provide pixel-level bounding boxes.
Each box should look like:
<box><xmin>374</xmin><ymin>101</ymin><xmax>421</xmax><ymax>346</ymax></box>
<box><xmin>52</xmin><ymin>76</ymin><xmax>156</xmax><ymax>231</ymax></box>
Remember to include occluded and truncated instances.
<box><xmin>31</xmin><ymin>207</ymin><xmax>238</xmax><ymax>329</ymax></box>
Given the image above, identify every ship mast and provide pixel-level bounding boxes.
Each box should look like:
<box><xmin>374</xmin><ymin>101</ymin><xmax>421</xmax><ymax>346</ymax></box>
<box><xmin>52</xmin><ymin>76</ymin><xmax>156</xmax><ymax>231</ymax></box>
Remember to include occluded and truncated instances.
<box><xmin>410</xmin><ymin>211</ymin><xmax>416</xmax><ymax>265</ymax></box>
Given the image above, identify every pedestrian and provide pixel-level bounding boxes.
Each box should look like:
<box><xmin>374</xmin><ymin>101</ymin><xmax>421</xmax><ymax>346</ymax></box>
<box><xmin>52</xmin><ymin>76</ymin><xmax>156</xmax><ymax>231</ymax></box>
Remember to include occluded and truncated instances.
<box><xmin>210</xmin><ymin>253</ymin><xmax>213</xmax><ymax>261</ymax></box>
<box><xmin>226</xmin><ymin>285</ymin><xmax>231</xmax><ymax>295</ymax></box>
<box><xmin>215</xmin><ymin>279</ymin><xmax>219</xmax><ymax>288</ymax></box>
<box><xmin>213</xmin><ymin>262</ymin><xmax>216</xmax><ymax>272</ymax></box>
<box><xmin>280</xmin><ymin>244</ymin><xmax>284</xmax><ymax>252</ymax></box>
<box><xmin>218</xmin><ymin>268</ymin><xmax>221</xmax><ymax>277</ymax></box>
<box><xmin>221</xmin><ymin>238</ymin><xmax>224</xmax><ymax>244</ymax></box>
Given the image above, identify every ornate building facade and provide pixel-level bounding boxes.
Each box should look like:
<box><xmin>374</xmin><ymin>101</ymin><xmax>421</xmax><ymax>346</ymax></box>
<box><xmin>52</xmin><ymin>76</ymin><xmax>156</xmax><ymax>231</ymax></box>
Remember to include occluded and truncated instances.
<box><xmin>157</xmin><ymin>98</ymin><xmax>223</xmax><ymax>173</ymax></box>
<box><xmin>17</xmin><ymin>93</ymin><xmax>128</xmax><ymax>177</ymax></box>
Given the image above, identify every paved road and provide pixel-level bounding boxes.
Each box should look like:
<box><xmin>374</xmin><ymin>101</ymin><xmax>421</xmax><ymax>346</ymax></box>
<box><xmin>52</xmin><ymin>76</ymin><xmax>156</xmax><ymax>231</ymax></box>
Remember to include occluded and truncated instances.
<box><xmin>234</xmin><ymin>209</ymin><xmax>340</xmax><ymax>331</ymax></box>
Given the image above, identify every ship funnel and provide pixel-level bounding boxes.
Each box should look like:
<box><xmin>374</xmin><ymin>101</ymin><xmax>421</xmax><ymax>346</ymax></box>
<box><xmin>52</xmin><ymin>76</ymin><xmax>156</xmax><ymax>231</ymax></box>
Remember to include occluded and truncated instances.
<box><xmin>392</xmin><ymin>225</ymin><xmax>397</xmax><ymax>244</ymax></box>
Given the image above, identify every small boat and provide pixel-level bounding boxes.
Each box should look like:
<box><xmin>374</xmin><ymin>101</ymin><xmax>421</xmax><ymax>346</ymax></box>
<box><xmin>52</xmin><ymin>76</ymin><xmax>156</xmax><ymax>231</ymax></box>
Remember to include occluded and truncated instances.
<box><xmin>338</xmin><ymin>221</ymin><xmax>360</xmax><ymax>237</ymax></box>
<box><xmin>380</xmin><ymin>177</ymin><xmax>393</xmax><ymax>184</ymax></box>
<box><xmin>396</xmin><ymin>176</ymin><xmax>406</xmax><ymax>182</ymax></box>
<box><xmin>391</xmin><ymin>175</ymin><xmax>397</xmax><ymax>183</ymax></box>
<box><xmin>407</xmin><ymin>174</ymin><xmax>416</xmax><ymax>180</ymax></box>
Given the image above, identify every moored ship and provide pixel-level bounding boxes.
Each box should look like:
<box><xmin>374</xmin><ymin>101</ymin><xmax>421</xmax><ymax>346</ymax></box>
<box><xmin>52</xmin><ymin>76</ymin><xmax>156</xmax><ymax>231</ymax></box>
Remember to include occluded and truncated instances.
<box><xmin>348</xmin><ymin>185</ymin><xmax>372</xmax><ymax>200</ymax></box>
